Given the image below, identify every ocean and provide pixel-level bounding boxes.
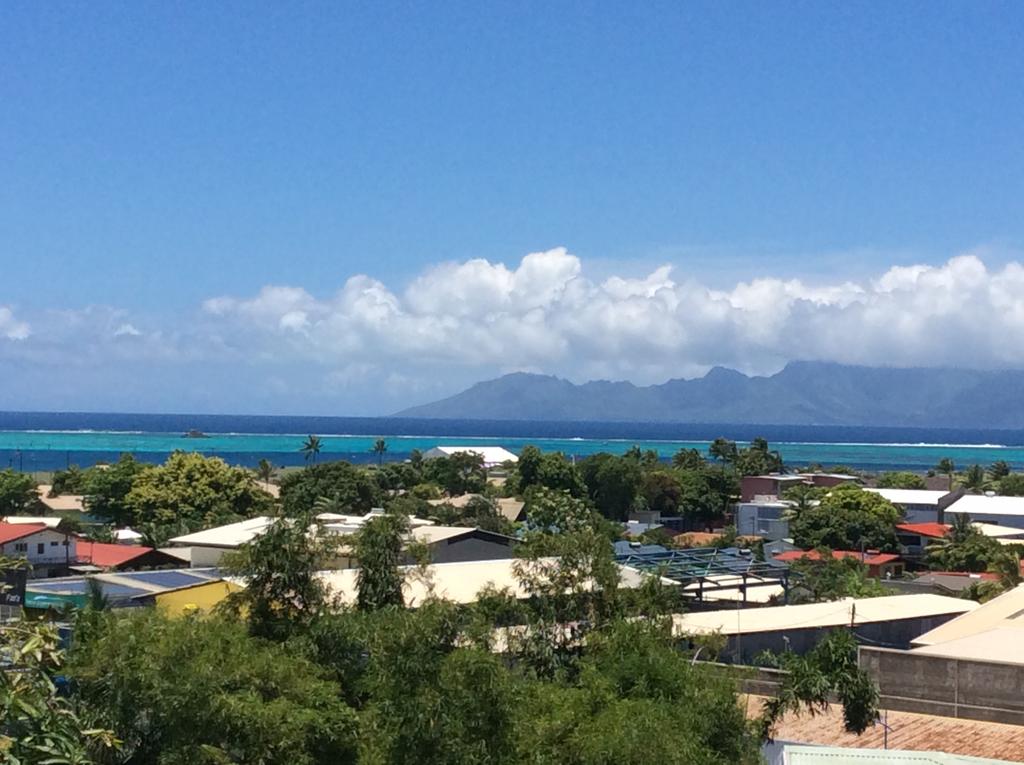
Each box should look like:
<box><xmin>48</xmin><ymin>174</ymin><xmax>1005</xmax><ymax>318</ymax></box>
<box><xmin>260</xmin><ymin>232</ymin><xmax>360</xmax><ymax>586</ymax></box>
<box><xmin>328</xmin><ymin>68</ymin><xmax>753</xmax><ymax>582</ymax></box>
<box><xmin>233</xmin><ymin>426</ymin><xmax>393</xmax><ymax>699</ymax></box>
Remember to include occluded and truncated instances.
<box><xmin>2</xmin><ymin>411</ymin><xmax>1024</xmax><ymax>473</ymax></box>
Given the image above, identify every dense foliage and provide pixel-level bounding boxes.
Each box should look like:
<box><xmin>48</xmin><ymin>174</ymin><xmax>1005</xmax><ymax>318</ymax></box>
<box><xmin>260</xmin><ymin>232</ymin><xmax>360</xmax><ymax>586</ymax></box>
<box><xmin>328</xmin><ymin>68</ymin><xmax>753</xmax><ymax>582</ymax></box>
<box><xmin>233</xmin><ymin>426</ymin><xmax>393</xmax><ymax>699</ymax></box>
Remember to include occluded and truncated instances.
<box><xmin>874</xmin><ymin>471</ymin><xmax>926</xmax><ymax>489</ymax></box>
<box><xmin>788</xmin><ymin>553</ymin><xmax>887</xmax><ymax>603</ymax></box>
<box><xmin>790</xmin><ymin>485</ymin><xmax>901</xmax><ymax>551</ymax></box>
<box><xmin>0</xmin><ymin>468</ymin><xmax>38</xmax><ymax>517</ymax></box>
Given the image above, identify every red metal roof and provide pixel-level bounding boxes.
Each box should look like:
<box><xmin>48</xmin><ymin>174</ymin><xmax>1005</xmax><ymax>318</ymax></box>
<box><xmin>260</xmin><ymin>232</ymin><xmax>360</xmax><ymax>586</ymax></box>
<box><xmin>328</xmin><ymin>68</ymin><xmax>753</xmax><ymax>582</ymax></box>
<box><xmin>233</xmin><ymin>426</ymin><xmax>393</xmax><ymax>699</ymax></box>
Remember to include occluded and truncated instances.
<box><xmin>896</xmin><ymin>522</ymin><xmax>950</xmax><ymax>539</ymax></box>
<box><xmin>76</xmin><ymin>541</ymin><xmax>154</xmax><ymax>568</ymax></box>
<box><xmin>773</xmin><ymin>549</ymin><xmax>901</xmax><ymax>566</ymax></box>
<box><xmin>0</xmin><ymin>522</ymin><xmax>49</xmax><ymax>544</ymax></box>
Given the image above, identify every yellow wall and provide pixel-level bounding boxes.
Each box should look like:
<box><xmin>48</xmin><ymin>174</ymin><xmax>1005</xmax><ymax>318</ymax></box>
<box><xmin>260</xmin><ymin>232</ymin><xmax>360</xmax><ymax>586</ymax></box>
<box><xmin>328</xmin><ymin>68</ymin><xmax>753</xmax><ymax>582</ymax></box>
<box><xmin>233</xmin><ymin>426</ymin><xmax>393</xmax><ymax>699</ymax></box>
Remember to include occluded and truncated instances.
<box><xmin>154</xmin><ymin>580</ymin><xmax>241</xmax><ymax>617</ymax></box>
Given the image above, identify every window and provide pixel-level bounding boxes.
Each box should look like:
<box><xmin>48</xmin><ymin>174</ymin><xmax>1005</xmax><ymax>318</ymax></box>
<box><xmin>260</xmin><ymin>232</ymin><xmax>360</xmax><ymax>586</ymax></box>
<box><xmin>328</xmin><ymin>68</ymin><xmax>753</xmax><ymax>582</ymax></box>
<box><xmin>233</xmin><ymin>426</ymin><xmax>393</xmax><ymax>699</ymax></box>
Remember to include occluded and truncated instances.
<box><xmin>37</xmin><ymin>543</ymin><xmax>45</xmax><ymax>554</ymax></box>
<box><xmin>51</xmin><ymin>541</ymin><xmax>59</xmax><ymax>546</ymax></box>
<box><xmin>14</xmin><ymin>543</ymin><xmax>28</xmax><ymax>552</ymax></box>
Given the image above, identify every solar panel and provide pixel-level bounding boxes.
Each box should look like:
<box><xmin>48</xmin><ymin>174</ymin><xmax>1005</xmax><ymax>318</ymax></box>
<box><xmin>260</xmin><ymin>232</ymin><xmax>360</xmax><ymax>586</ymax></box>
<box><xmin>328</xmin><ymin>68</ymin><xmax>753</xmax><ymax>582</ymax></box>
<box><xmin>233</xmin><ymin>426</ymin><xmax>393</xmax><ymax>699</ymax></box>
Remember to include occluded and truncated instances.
<box><xmin>119</xmin><ymin>571</ymin><xmax>207</xmax><ymax>589</ymax></box>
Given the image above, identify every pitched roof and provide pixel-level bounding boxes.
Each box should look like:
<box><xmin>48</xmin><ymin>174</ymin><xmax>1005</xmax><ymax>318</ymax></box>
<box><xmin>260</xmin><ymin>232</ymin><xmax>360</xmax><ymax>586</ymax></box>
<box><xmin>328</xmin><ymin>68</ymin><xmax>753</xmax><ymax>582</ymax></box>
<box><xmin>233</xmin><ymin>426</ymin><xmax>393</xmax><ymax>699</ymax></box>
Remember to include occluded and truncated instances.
<box><xmin>773</xmin><ymin>549</ymin><xmax>901</xmax><ymax>566</ymax></box>
<box><xmin>423</xmin><ymin>445</ymin><xmax>518</xmax><ymax>465</ymax></box>
<box><xmin>866</xmin><ymin>488</ymin><xmax>952</xmax><ymax>506</ymax></box>
<box><xmin>36</xmin><ymin>486</ymin><xmax>86</xmax><ymax>513</ymax></box>
<box><xmin>75</xmin><ymin>541</ymin><xmax>155</xmax><ymax>568</ymax></box>
<box><xmin>897</xmin><ymin>522</ymin><xmax>950</xmax><ymax>539</ymax></box>
<box><xmin>913</xmin><ymin>584</ymin><xmax>1024</xmax><ymax>647</ymax></box>
<box><xmin>744</xmin><ymin>694</ymin><xmax>1024</xmax><ymax>762</ymax></box>
<box><xmin>0</xmin><ymin>522</ymin><xmax>49</xmax><ymax>544</ymax></box>
<box><xmin>946</xmin><ymin>494</ymin><xmax>1024</xmax><ymax>518</ymax></box>
<box><xmin>673</xmin><ymin>594</ymin><xmax>975</xmax><ymax>637</ymax></box>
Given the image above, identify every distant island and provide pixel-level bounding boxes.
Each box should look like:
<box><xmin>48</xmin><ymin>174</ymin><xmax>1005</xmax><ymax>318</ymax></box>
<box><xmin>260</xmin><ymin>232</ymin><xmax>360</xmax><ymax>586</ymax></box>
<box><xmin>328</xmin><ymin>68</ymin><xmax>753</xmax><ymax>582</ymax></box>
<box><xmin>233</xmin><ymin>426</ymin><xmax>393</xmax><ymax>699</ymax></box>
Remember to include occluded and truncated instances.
<box><xmin>394</xmin><ymin>361</ymin><xmax>1024</xmax><ymax>428</ymax></box>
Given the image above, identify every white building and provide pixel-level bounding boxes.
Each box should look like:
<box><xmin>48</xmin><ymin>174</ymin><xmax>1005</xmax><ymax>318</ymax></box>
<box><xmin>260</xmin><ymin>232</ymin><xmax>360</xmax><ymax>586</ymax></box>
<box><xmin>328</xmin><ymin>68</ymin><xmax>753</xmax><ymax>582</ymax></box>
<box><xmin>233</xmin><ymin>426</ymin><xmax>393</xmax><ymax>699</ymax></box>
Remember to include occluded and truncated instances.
<box><xmin>865</xmin><ymin>488</ymin><xmax>961</xmax><ymax>522</ymax></box>
<box><xmin>422</xmin><ymin>445</ymin><xmax>518</xmax><ymax>467</ymax></box>
<box><xmin>735</xmin><ymin>500</ymin><xmax>793</xmax><ymax>540</ymax></box>
<box><xmin>0</xmin><ymin>522</ymin><xmax>76</xmax><ymax>577</ymax></box>
<box><xmin>940</xmin><ymin>494</ymin><xmax>1024</xmax><ymax>529</ymax></box>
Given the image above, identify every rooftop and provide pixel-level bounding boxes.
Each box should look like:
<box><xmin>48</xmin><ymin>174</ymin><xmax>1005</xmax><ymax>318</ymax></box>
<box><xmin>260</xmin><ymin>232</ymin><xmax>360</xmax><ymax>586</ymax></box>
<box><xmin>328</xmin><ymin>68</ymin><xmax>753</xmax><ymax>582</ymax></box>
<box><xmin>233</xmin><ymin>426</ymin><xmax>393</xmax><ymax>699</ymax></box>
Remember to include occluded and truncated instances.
<box><xmin>36</xmin><ymin>485</ymin><xmax>87</xmax><ymax>513</ymax></box>
<box><xmin>897</xmin><ymin>522</ymin><xmax>950</xmax><ymax>539</ymax></box>
<box><xmin>673</xmin><ymin>594</ymin><xmax>975</xmax><ymax>637</ymax></box>
<box><xmin>75</xmin><ymin>540</ymin><xmax>161</xmax><ymax>568</ymax></box>
<box><xmin>945</xmin><ymin>494</ymin><xmax>1024</xmax><ymax>518</ymax></box>
<box><xmin>773</xmin><ymin>549</ymin><xmax>901</xmax><ymax>566</ymax></box>
<box><xmin>423</xmin><ymin>445</ymin><xmax>519</xmax><ymax>465</ymax></box>
<box><xmin>913</xmin><ymin>584</ymin><xmax>1024</xmax><ymax>647</ymax></box>
<box><xmin>615</xmin><ymin>546</ymin><xmax>792</xmax><ymax>599</ymax></box>
<box><xmin>0</xmin><ymin>522</ymin><xmax>50</xmax><ymax>544</ymax></box>
<box><xmin>866</xmin><ymin>488</ymin><xmax>952</xmax><ymax>506</ymax></box>
<box><xmin>744</xmin><ymin>694</ymin><xmax>1024</xmax><ymax>762</ymax></box>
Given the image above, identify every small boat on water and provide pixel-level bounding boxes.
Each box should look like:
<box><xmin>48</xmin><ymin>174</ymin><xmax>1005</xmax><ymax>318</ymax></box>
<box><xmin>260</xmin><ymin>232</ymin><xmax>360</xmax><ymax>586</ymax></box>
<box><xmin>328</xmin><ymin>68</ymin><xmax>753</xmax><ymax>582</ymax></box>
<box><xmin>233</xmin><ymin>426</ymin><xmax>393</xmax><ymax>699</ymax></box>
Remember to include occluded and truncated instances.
<box><xmin>183</xmin><ymin>429</ymin><xmax>210</xmax><ymax>439</ymax></box>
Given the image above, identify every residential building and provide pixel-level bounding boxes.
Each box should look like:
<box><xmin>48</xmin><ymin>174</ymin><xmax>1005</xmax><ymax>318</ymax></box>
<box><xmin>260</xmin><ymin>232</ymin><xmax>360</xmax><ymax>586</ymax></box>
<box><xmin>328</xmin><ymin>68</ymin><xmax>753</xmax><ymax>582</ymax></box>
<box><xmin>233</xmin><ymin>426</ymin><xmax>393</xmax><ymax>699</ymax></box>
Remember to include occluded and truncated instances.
<box><xmin>773</xmin><ymin>549</ymin><xmax>904</xmax><ymax>579</ymax></box>
<box><xmin>422</xmin><ymin>445</ymin><xmax>518</xmax><ymax>466</ymax></box>
<box><xmin>940</xmin><ymin>494</ymin><xmax>1024</xmax><ymax>528</ymax></box>
<box><xmin>866</xmin><ymin>488</ymin><xmax>962</xmax><ymax>522</ymax></box>
<box><xmin>740</xmin><ymin>473</ymin><xmax>856</xmax><ymax>503</ymax></box>
<box><xmin>74</xmin><ymin>540</ymin><xmax>183</xmax><ymax>572</ymax></box>
<box><xmin>0</xmin><ymin>522</ymin><xmax>76</xmax><ymax>578</ymax></box>
<box><xmin>735</xmin><ymin>500</ymin><xmax>793</xmax><ymax>540</ymax></box>
<box><xmin>673</xmin><ymin>594</ymin><xmax>975</xmax><ymax>662</ymax></box>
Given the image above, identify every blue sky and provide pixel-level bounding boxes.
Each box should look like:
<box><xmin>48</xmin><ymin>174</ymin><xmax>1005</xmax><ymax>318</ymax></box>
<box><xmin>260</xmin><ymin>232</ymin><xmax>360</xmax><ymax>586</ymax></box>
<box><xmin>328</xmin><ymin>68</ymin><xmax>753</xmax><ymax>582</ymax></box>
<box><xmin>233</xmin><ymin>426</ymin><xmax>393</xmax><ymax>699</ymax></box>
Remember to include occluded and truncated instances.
<box><xmin>3</xmin><ymin>3</ymin><xmax>1024</xmax><ymax>414</ymax></box>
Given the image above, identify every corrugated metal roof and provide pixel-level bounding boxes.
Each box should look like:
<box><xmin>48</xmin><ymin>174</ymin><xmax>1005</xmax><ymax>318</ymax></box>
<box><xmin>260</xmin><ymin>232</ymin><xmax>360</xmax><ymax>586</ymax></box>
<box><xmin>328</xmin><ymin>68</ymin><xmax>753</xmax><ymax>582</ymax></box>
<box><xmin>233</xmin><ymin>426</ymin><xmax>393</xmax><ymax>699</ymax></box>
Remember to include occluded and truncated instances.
<box><xmin>781</xmin><ymin>744</ymin><xmax>1018</xmax><ymax>763</ymax></box>
<box><xmin>913</xmin><ymin>584</ymin><xmax>1024</xmax><ymax>647</ymax></box>
<box><xmin>673</xmin><ymin>594</ymin><xmax>976</xmax><ymax>637</ymax></box>
<box><xmin>867</xmin><ymin>488</ymin><xmax>952</xmax><ymax>506</ymax></box>
<box><xmin>945</xmin><ymin>495</ymin><xmax>1024</xmax><ymax>518</ymax></box>
<box><xmin>0</xmin><ymin>522</ymin><xmax>49</xmax><ymax>544</ymax></box>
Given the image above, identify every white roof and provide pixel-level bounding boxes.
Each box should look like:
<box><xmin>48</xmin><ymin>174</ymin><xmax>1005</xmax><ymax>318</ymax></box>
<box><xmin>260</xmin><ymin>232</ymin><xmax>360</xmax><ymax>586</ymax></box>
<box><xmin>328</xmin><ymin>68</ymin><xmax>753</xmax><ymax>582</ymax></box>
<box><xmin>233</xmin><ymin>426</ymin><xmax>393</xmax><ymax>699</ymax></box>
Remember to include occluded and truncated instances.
<box><xmin>782</xmin><ymin>744</ymin><xmax>1015</xmax><ymax>764</ymax></box>
<box><xmin>974</xmin><ymin>522</ymin><xmax>1024</xmax><ymax>539</ymax></box>
<box><xmin>913</xmin><ymin>584</ymin><xmax>1024</xmax><ymax>647</ymax></box>
<box><xmin>168</xmin><ymin>517</ymin><xmax>275</xmax><ymax>548</ymax></box>
<box><xmin>423</xmin><ymin>446</ymin><xmax>518</xmax><ymax>465</ymax></box>
<box><xmin>113</xmin><ymin>528</ymin><xmax>144</xmax><ymax>542</ymax></box>
<box><xmin>3</xmin><ymin>516</ymin><xmax>62</xmax><ymax>528</ymax></box>
<box><xmin>865</xmin><ymin>488</ymin><xmax>951</xmax><ymax>506</ymax></box>
<box><xmin>318</xmin><ymin>558</ymin><xmax>673</xmax><ymax>607</ymax></box>
<box><xmin>945</xmin><ymin>494</ymin><xmax>1024</xmax><ymax>518</ymax></box>
<box><xmin>672</xmin><ymin>594</ymin><xmax>975</xmax><ymax>637</ymax></box>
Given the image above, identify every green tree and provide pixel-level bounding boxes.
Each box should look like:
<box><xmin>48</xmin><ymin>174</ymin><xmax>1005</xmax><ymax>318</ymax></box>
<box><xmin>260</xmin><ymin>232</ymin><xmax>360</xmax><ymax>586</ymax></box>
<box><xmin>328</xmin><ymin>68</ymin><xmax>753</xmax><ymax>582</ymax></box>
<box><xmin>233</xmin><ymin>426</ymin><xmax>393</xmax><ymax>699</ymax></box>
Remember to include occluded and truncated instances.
<box><xmin>926</xmin><ymin>514</ymin><xmax>1000</xmax><ymax>573</ymax></box>
<box><xmin>50</xmin><ymin>464</ymin><xmax>87</xmax><ymax>495</ymax></box>
<box><xmin>708</xmin><ymin>437</ymin><xmax>738</xmax><ymax>464</ymax></box>
<box><xmin>280</xmin><ymin>460</ymin><xmax>384</xmax><ymax>516</ymax></box>
<box><xmin>69</xmin><ymin>612</ymin><xmax>358</xmax><ymax>765</ymax></box>
<box><xmin>734</xmin><ymin>438</ymin><xmax>784</xmax><ymax>476</ymax></box>
<box><xmin>640</xmin><ymin>470</ymin><xmax>684</xmax><ymax>515</ymax></box>
<box><xmin>82</xmin><ymin>453</ymin><xmax>144</xmax><ymax>527</ymax></box>
<box><xmin>758</xmin><ymin>629</ymin><xmax>879</xmax><ymax>741</ymax></box>
<box><xmin>125</xmin><ymin>451</ymin><xmax>275</xmax><ymax>532</ymax></box>
<box><xmin>578</xmin><ymin>453</ymin><xmax>643</xmax><ymax>521</ymax></box>
<box><xmin>958</xmin><ymin>464</ymin><xmax>990</xmax><ymax>493</ymax></box>
<box><xmin>935</xmin><ymin>457</ymin><xmax>956</xmax><ymax>491</ymax></box>
<box><xmin>524</xmin><ymin>486</ymin><xmax>594</xmax><ymax>534</ymax></box>
<box><xmin>874</xmin><ymin>471</ymin><xmax>926</xmax><ymax>489</ymax></box>
<box><xmin>1</xmin><ymin>597</ymin><xmax>119</xmax><ymax>764</ymax></box>
<box><xmin>790</xmin><ymin>485</ymin><xmax>900</xmax><ymax>551</ymax></box>
<box><xmin>788</xmin><ymin>553</ymin><xmax>887</xmax><ymax>603</ymax></box>
<box><xmin>672</xmin><ymin>448</ymin><xmax>707</xmax><ymax>470</ymax></box>
<box><xmin>0</xmin><ymin>468</ymin><xmax>38</xmax><ymax>517</ymax></box>
<box><xmin>988</xmin><ymin>460</ymin><xmax>1012</xmax><ymax>481</ymax></box>
<box><xmin>354</xmin><ymin>513</ymin><xmax>409</xmax><ymax>611</ymax></box>
<box><xmin>781</xmin><ymin>483</ymin><xmax>824</xmax><ymax>519</ymax></box>
<box><xmin>371</xmin><ymin>437</ymin><xmax>388</xmax><ymax>466</ymax></box>
<box><xmin>223</xmin><ymin>510</ymin><xmax>338</xmax><ymax>639</ymax></box>
<box><xmin>424</xmin><ymin>451</ymin><xmax>487</xmax><ymax>496</ymax></box>
<box><xmin>256</xmin><ymin>457</ymin><xmax>275</xmax><ymax>489</ymax></box>
<box><xmin>300</xmin><ymin>434</ymin><xmax>323</xmax><ymax>464</ymax></box>
<box><xmin>999</xmin><ymin>473</ymin><xmax>1024</xmax><ymax>496</ymax></box>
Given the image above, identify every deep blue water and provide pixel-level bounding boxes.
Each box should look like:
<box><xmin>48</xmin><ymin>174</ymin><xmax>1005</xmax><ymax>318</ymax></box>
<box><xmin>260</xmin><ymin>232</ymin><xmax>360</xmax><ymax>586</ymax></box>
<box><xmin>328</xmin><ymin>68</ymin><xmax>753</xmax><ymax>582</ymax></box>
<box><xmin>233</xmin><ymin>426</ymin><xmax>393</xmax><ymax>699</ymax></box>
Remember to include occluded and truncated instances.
<box><xmin>2</xmin><ymin>411</ymin><xmax>1024</xmax><ymax>472</ymax></box>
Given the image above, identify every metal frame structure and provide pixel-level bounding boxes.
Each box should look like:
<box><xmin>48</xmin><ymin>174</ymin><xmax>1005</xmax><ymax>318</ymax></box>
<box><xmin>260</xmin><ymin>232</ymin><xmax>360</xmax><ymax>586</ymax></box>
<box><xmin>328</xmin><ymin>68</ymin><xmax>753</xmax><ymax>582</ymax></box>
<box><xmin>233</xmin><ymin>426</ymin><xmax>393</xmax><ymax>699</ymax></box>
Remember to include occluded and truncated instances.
<box><xmin>615</xmin><ymin>546</ymin><xmax>795</xmax><ymax>604</ymax></box>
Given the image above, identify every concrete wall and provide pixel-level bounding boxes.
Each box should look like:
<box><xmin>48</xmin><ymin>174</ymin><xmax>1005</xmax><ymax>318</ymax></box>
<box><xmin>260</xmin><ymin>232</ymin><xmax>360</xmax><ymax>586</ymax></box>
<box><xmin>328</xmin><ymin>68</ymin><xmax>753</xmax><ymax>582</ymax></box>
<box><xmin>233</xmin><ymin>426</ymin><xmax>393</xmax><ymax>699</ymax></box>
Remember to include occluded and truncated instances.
<box><xmin>860</xmin><ymin>646</ymin><xmax>1024</xmax><ymax>725</ymax></box>
<box><xmin>712</xmin><ymin>612</ymin><xmax>965</xmax><ymax>664</ymax></box>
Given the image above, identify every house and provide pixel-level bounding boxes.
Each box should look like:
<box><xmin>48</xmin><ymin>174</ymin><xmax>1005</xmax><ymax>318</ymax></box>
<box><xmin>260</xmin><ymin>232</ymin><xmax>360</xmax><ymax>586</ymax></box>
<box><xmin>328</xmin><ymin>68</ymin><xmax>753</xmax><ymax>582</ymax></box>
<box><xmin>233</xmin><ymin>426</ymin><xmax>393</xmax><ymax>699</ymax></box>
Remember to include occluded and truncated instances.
<box><xmin>36</xmin><ymin>485</ymin><xmax>87</xmax><ymax>514</ymax></box>
<box><xmin>865</xmin><ymin>488</ymin><xmax>961</xmax><ymax>522</ymax></box>
<box><xmin>896</xmin><ymin>521</ymin><xmax>1024</xmax><ymax>557</ymax></box>
<box><xmin>74</xmin><ymin>540</ymin><xmax>183</xmax><ymax>572</ymax></box>
<box><xmin>940</xmin><ymin>494</ymin><xmax>1024</xmax><ymax>529</ymax></box>
<box><xmin>911</xmin><ymin>584</ymin><xmax>1024</xmax><ymax>661</ymax></box>
<box><xmin>168</xmin><ymin>512</ymin><xmax>514</xmax><ymax>568</ymax></box>
<box><xmin>735</xmin><ymin>500</ymin><xmax>793</xmax><ymax>540</ymax></box>
<box><xmin>740</xmin><ymin>473</ymin><xmax>856</xmax><ymax>503</ymax></box>
<box><xmin>422</xmin><ymin>445</ymin><xmax>518</xmax><ymax>467</ymax></box>
<box><xmin>772</xmin><ymin>549</ymin><xmax>904</xmax><ymax>579</ymax></box>
<box><xmin>24</xmin><ymin>568</ymin><xmax>239</xmax><ymax>616</ymax></box>
<box><xmin>317</xmin><ymin>557</ymin><xmax>674</xmax><ymax>608</ymax></box>
<box><xmin>672</xmin><ymin>594</ymin><xmax>975</xmax><ymax>662</ymax></box>
<box><xmin>0</xmin><ymin>522</ymin><xmax>75</xmax><ymax>578</ymax></box>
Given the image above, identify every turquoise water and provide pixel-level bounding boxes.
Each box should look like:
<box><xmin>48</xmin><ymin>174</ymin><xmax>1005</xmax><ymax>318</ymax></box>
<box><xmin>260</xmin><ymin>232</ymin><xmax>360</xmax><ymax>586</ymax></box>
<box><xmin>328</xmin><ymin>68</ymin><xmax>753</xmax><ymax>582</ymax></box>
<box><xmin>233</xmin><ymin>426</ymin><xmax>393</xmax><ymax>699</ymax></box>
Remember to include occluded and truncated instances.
<box><xmin>1</xmin><ymin>429</ymin><xmax>1022</xmax><ymax>472</ymax></box>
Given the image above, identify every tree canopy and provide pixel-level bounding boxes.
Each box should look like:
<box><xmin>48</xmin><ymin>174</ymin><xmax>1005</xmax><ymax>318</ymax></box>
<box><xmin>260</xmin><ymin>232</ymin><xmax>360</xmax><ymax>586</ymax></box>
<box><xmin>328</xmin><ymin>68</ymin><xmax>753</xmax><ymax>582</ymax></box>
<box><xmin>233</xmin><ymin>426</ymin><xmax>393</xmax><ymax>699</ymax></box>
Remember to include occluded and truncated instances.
<box><xmin>790</xmin><ymin>485</ymin><xmax>900</xmax><ymax>551</ymax></box>
<box><xmin>0</xmin><ymin>468</ymin><xmax>38</xmax><ymax>517</ymax></box>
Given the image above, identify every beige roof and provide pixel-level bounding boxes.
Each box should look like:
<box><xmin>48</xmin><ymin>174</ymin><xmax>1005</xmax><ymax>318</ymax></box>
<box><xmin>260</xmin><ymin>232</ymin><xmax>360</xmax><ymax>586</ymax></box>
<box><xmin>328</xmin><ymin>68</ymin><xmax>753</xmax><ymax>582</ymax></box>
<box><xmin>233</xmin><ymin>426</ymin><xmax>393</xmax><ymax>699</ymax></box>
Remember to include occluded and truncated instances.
<box><xmin>257</xmin><ymin>482</ymin><xmax>280</xmax><ymax>499</ymax></box>
<box><xmin>36</xmin><ymin>486</ymin><xmax>86</xmax><ymax>513</ymax></box>
<box><xmin>742</xmin><ymin>694</ymin><xmax>1024</xmax><ymax>762</ymax></box>
<box><xmin>673</xmin><ymin>594</ymin><xmax>975</xmax><ymax>637</ymax></box>
<box><xmin>912</xmin><ymin>628</ymin><xmax>1024</xmax><ymax>665</ymax></box>
<box><xmin>410</xmin><ymin>525</ymin><xmax>487</xmax><ymax>544</ymax></box>
<box><xmin>3</xmin><ymin>516</ymin><xmax>62</xmax><ymax>528</ymax></box>
<box><xmin>318</xmin><ymin>558</ymin><xmax>673</xmax><ymax>607</ymax></box>
<box><xmin>427</xmin><ymin>494</ymin><xmax>525</xmax><ymax>522</ymax></box>
<box><xmin>974</xmin><ymin>522</ymin><xmax>1024</xmax><ymax>538</ymax></box>
<box><xmin>912</xmin><ymin>584</ymin><xmax>1024</xmax><ymax>647</ymax></box>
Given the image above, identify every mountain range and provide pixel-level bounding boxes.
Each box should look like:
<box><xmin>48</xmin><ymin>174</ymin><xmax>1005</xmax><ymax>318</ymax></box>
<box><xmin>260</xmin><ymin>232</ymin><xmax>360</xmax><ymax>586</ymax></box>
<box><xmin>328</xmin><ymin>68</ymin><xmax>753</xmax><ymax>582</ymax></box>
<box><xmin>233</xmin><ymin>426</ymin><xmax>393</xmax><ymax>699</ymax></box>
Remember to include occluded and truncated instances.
<box><xmin>394</xmin><ymin>362</ymin><xmax>1024</xmax><ymax>428</ymax></box>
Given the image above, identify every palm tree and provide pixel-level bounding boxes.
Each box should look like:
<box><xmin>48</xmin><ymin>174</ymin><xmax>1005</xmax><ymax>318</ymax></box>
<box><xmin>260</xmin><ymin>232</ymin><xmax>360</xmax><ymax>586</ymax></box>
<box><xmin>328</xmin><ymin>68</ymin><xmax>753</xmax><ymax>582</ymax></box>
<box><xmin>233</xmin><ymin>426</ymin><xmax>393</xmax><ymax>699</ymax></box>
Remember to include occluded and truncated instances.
<box><xmin>988</xmin><ymin>460</ymin><xmax>1012</xmax><ymax>482</ymax></box>
<box><xmin>958</xmin><ymin>464</ymin><xmax>989</xmax><ymax>493</ymax></box>
<box><xmin>935</xmin><ymin>458</ymin><xmax>956</xmax><ymax>491</ymax></box>
<box><xmin>256</xmin><ymin>458</ymin><xmax>275</xmax><ymax>489</ymax></box>
<box><xmin>300</xmin><ymin>435</ymin><xmax>323</xmax><ymax>465</ymax></box>
<box><xmin>313</xmin><ymin>494</ymin><xmax>345</xmax><ymax>515</ymax></box>
<box><xmin>708</xmin><ymin>438</ymin><xmax>738</xmax><ymax>464</ymax></box>
<box><xmin>55</xmin><ymin>516</ymin><xmax>82</xmax><ymax>573</ymax></box>
<box><xmin>979</xmin><ymin>549</ymin><xmax>1023</xmax><ymax>602</ymax></box>
<box><xmin>371</xmin><ymin>438</ymin><xmax>388</xmax><ymax>466</ymax></box>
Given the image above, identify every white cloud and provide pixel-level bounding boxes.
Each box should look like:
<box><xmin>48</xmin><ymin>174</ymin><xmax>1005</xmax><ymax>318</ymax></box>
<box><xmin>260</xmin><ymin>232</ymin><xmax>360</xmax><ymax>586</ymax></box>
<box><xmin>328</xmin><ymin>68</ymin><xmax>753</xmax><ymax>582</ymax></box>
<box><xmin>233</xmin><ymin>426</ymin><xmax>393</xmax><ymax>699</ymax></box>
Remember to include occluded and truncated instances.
<box><xmin>8</xmin><ymin>247</ymin><xmax>1024</xmax><ymax>413</ymax></box>
<box><xmin>0</xmin><ymin>306</ymin><xmax>30</xmax><ymax>340</ymax></box>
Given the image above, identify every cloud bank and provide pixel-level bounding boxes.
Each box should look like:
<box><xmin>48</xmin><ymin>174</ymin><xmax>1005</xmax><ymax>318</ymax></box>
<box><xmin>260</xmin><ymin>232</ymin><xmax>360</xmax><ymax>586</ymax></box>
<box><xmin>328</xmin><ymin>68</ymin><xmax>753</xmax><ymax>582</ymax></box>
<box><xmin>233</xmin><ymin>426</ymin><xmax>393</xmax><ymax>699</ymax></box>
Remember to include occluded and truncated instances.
<box><xmin>3</xmin><ymin>247</ymin><xmax>1024</xmax><ymax>411</ymax></box>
